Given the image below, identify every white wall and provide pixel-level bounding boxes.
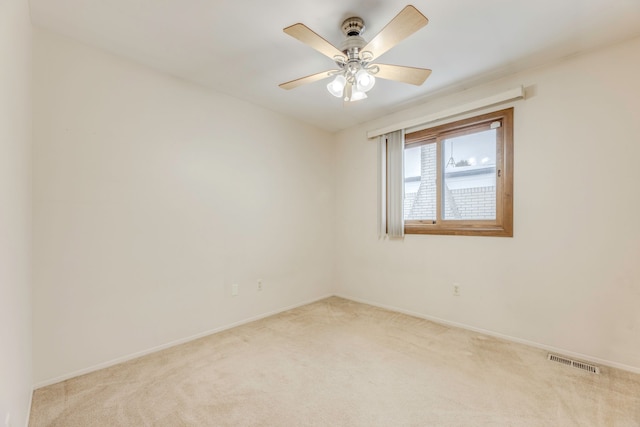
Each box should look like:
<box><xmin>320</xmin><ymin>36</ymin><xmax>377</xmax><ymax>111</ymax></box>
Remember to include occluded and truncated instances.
<box><xmin>32</xmin><ymin>29</ymin><xmax>335</xmax><ymax>385</ymax></box>
<box><xmin>0</xmin><ymin>0</ymin><xmax>32</xmax><ymax>425</ymax></box>
<box><xmin>334</xmin><ymin>36</ymin><xmax>640</xmax><ymax>371</ymax></box>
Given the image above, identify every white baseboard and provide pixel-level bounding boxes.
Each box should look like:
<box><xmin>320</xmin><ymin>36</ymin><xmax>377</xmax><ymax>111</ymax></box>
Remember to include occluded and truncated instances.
<box><xmin>33</xmin><ymin>294</ymin><xmax>334</xmax><ymax>389</ymax></box>
<box><xmin>33</xmin><ymin>291</ymin><xmax>640</xmax><ymax>390</ymax></box>
<box><xmin>335</xmin><ymin>293</ymin><xmax>640</xmax><ymax>375</ymax></box>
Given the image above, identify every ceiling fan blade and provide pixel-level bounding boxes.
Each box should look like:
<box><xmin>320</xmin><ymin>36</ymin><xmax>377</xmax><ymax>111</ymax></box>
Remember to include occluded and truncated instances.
<box><xmin>283</xmin><ymin>23</ymin><xmax>346</xmax><ymax>61</ymax></box>
<box><xmin>374</xmin><ymin>64</ymin><xmax>432</xmax><ymax>86</ymax></box>
<box><xmin>279</xmin><ymin>70</ymin><xmax>337</xmax><ymax>90</ymax></box>
<box><xmin>362</xmin><ymin>5</ymin><xmax>428</xmax><ymax>61</ymax></box>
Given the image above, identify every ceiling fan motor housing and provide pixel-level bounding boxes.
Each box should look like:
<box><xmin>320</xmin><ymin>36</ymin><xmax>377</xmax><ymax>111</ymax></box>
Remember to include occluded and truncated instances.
<box><xmin>340</xmin><ymin>35</ymin><xmax>366</xmax><ymax>59</ymax></box>
<box><xmin>339</xmin><ymin>17</ymin><xmax>370</xmax><ymax>62</ymax></box>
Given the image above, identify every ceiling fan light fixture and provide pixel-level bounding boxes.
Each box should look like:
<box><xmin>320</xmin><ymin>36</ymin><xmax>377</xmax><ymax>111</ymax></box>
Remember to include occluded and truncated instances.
<box><xmin>356</xmin><ymin>69</ymin><xmax>375</xmax><ymax>92</ymax></box>
<box><xmin>343</xmin><ymin>83</ymin><xmax>367</xmax><ymax>102</ymax></box>
<box><xmin>350</xmin><ymin>89</ymin><xmax>368</xmax><ymax>101</ymax></box>
<box><xmin>327</xmin><ymin>75</ymin><xmax>347</xmax><ymax>97</ymax></box>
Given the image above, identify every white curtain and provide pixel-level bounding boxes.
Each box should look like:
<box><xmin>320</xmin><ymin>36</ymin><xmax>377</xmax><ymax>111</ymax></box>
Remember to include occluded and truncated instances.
<box><xmin>378</xmin><ymin>130</ymin><xmax>404</xmax><ymax>239</ymax></box>
<box><xmin>377</xmin><ymin>136</ymin><xmax>387</xmax><ymax>238</ymax></box>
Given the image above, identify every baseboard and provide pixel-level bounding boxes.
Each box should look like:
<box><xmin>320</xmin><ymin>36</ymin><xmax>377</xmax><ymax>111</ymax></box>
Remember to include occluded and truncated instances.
<box><xmin>33</xmin><ymin>293</ymin><xmax>334</xmax><ymax>389</ymax></box>
<box><xmin>34</xmin><ymin>291</ymin><xmax>640</xmax><ymax>389</ymax></box>
<box><xmin>335</xmin><ymin>293</ymin><xmax>640</xmax><ymax>375</ymax></box>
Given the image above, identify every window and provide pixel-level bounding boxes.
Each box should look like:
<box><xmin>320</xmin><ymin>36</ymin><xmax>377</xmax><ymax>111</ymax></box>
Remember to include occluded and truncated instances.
<box><xmin>402</xmin><ymin>108</ymin><xmax>513</xmax><ymax>236</ymax></box>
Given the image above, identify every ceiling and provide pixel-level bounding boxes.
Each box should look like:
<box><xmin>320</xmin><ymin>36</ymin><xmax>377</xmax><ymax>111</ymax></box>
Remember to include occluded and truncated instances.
<box><xmin>29</xmin><ymin>0</ymin><xmax>640</xmax><ymax>133</ymax></box>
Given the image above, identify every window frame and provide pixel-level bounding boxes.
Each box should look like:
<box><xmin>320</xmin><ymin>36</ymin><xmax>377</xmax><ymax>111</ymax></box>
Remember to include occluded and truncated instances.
<box><xmin>403</xmin><ymin>108</ymin><xmax>514</xmax><ymax>237</ymax></box>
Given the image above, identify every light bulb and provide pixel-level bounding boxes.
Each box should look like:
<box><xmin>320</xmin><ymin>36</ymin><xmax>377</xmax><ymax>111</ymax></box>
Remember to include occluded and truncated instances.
<box><xmin>327</xmin><ymin>75</ymin><xmax>346</xmax><ymax>98</ymax></box>
<box><xmin>355</xmin><ymin>69</ymin><xmax>375</xmax><ymax>92</ymax></box>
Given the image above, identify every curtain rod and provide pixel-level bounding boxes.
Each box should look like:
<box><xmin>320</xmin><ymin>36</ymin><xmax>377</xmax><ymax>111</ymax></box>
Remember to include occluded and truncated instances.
<box><xmin>367</xmin><ymin>86</ymin><xmax>524</xmax><ymax>139</ymax></box>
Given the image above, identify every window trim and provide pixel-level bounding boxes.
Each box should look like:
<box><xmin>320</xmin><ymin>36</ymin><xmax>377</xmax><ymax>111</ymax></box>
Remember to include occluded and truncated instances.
<box><xmin>403</xmin><ymin>108</ymin><xmax>514</xmax><ymax>237</ymax></box>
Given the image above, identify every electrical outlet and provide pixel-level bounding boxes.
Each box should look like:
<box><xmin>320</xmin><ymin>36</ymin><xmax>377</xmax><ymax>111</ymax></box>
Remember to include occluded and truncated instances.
<box><xmin>231</xmin><ymin>283</ymin><xmax>239</xmax><ymax>296</ymax></box>
<box><xmin>453</xmin><ymin>283</ymin><xmax>460</xmax><ymax>297</ymax></box>
<box><xmin>257</xmin><ymin>279</ymin><xmax>263</xmax><ymax>291</ymax></box>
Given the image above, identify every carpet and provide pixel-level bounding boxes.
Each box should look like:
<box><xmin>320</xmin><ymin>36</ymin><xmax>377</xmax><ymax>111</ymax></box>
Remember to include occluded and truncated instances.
<box><xmin>29</xmin><ymin>297</ymin><xmax>640</xmax><ymax>426</ymax></box>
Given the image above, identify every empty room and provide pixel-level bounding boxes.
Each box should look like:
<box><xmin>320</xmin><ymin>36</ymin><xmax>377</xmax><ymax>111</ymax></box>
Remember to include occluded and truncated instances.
<box><xmin>2</xmin><ymin>0</ymin><xmax>640</xmax><ymax>425</ymax></box>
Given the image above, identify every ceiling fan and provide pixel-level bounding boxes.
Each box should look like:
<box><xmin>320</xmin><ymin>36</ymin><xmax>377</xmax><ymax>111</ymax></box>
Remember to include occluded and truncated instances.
<box><xmin>279</xmin><ymin>5</ymin><xmax>431</xmax><ymax>102</ymax></box>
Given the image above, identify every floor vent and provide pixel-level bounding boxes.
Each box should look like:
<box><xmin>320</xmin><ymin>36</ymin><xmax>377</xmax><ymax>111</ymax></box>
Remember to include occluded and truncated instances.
<box><xmin>548</xmin><ymin>353</ymin><xmax>600</xmax><ymax>374</ymax></box>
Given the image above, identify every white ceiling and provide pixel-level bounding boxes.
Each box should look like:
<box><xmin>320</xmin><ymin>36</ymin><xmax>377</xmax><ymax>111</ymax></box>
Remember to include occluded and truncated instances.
<box><xmin>29</xmin><ymin>0</ymin><xmax>640</xmax><ymax>133</ymax></box>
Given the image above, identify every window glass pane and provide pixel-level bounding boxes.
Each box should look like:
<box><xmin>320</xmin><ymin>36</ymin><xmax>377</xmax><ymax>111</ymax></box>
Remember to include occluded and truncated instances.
<box><xmin>404</xmin><ymin>143</ymin><xmax>436</xmax><ymax>220</ymax></box>
<box><xmin>442</xmin><ymin>129</ymin><xmax>497</xmax><ymax>220</ymax></box>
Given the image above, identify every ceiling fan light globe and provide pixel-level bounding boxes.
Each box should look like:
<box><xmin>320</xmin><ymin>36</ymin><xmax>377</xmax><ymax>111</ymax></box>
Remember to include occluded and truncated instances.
<box><xmin>356</xmin><ymin>69</ymin><xmax>375</xmax><ymax>92</ymax></box>
<box><xmin>327</xmin><ymin>75</ymin><xmax>346</xmax><ymax>97</ymax></box>
<box><xmin>350</xmin><ymin>90</ymin><xmax>367</xmax><ymax>101</ymax></box>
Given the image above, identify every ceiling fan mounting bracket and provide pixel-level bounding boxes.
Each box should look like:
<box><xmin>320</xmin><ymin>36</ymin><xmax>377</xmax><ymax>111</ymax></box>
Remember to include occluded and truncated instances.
<box><xmin>341</xmin><ymin>17</ymin><xmax>365</xmax><ymax>37</ymax></box>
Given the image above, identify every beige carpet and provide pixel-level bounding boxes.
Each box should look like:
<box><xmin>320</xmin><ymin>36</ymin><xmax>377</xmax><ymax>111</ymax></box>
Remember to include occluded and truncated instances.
<box><xmin>30</xmin><ymin>297</ymin><xmax>640</xmax><ymax>426</ymax></box>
